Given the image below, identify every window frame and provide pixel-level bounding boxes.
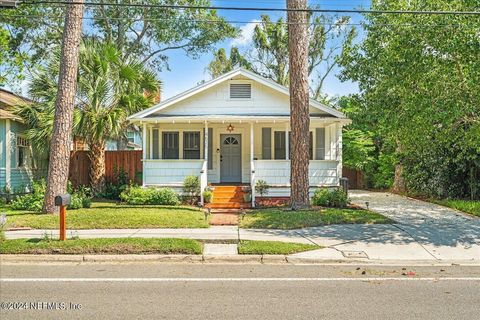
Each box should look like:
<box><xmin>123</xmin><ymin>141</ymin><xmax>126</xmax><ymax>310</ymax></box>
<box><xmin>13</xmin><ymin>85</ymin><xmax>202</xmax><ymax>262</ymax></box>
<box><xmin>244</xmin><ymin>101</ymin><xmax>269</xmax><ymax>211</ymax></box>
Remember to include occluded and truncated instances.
<box><xmin>162</xmin><ymin>131</ymin><xmax>179</xmax><ymax>159</ymax></box>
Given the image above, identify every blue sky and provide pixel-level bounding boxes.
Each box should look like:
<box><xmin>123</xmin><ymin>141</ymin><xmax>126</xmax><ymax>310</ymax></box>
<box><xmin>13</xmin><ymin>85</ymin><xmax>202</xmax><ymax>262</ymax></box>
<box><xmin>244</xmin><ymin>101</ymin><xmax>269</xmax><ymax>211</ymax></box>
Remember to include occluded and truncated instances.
<box><xmin>160</xmin><ymin>0</ymin><xmax>370</xmax><ymax>100</ymax></box>
<box><xmin>7</xmin><ymin>0</ymin><xmax>370</xmax><ymax>99</ymax></box>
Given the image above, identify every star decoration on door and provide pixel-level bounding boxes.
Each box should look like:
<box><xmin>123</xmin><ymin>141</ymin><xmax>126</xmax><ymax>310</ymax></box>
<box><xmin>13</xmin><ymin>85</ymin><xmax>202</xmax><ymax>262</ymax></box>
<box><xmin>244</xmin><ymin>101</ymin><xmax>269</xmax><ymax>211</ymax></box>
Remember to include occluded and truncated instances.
<box><xmin>227</xmin><ymin>123</ymin><xmax>234</xmax><ymax>132</ymax></box>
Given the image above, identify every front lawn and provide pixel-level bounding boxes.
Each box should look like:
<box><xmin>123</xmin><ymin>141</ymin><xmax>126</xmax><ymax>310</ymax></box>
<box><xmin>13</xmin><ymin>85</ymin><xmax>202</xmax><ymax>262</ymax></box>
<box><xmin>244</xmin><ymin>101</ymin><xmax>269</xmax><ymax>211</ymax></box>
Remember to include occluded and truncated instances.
<box><xmin>2</xmin><ymin>202</ymin><xmax>209</xmax><ymax>229</ymax></box>
<box><xmin>430</xmin><ymin>199</ymin><xmax>480</xmax><ymax>217</ymax></box>
<box><xmin>0</xmin><ymin>237</ymin><xmax>203</xmax><ymax>254</ymax></box>
<box><xmin>239</xmin><ymin>207</ymin><xmax>392</xmax><ymax>229</ymax></box>
<box><xmin>238</xmin><ymin>240</ymin><xmax>319</xmax><ymax>255</ymax></box>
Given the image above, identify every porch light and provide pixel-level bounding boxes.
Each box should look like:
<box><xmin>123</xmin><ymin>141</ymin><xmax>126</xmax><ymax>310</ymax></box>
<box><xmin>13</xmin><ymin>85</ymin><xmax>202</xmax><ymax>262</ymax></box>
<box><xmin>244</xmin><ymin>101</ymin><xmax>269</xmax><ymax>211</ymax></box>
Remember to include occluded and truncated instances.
<box><xmin>227</xmin><ymin>123</ymin><xmax>234</xmax><ymax>132</ymax></box>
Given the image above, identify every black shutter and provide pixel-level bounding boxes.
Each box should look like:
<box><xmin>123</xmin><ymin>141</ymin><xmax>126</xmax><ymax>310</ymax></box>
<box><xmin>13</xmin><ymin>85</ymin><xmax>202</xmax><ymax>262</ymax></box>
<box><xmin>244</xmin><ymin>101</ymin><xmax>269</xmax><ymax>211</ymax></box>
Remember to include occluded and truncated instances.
<box><xmin>274</xmin><ymin>131</ymin><xmax>286</xmax><ymax>160</ymax></box>
<box><xmin>315</xmin><ymin>128</ymin><xmax>325</xmax><ymax>160</ymax></box>
<box><xmin>262</xmin><ymin>128</ymin><xmax>271</xmax><ymax>160</ymax></box>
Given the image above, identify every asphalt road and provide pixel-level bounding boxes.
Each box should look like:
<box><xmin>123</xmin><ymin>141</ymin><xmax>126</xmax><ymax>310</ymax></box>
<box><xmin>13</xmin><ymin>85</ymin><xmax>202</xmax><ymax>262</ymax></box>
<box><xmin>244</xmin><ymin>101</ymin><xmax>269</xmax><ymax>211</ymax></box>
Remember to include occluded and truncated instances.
<box><xmin>1</xmin><ymin>263</ymin><xmax>479</xmax><ymax>320</ymax></box>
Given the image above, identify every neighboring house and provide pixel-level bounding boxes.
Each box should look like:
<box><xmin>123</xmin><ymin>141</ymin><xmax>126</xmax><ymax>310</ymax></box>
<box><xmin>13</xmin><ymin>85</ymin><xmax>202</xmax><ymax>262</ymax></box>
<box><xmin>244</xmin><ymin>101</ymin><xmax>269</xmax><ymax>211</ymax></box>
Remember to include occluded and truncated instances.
<box><xmin>128</xmin><ymin>68</ymin><xmax>351</xmax><ymax>206</ymax></box>
<box><xmin>0</xmin><ymin>89</ymin><xmax>36</xmax><ymax>193</ymax></box>
<box><xmin>105</xmin><ymin>129</ymin><xmax>143</xmax><ymax>151</ymax></box>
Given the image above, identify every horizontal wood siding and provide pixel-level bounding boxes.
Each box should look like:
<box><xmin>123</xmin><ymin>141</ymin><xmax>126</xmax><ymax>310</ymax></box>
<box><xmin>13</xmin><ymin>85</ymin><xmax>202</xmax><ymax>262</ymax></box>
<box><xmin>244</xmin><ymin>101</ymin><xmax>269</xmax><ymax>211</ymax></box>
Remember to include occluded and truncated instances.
<box><xmin>143</xmin><ymin>160</ymin><xmax>203</xmax><ymax>186</ymax></box>
<box><xmin>254</xmin><ymin>160</ymin><xmax>339</xmax><ymax>187</ymax></box>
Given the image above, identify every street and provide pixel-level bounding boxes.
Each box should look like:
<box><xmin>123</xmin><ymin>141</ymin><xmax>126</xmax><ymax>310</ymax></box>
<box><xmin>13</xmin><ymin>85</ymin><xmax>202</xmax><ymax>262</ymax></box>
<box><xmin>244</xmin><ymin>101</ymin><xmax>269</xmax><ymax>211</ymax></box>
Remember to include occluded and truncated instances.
<box><xmin>1</xmin><ymin>263</ymin><xmax>479</xmax><ymax>319</ymax></box>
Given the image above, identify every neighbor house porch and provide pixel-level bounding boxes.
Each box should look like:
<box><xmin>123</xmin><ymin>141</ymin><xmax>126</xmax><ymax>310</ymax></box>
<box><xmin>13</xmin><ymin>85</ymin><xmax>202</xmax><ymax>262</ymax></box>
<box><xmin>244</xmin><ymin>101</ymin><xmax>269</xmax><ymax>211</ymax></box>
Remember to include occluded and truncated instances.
<box><xmin>140</xmin><ymin>116</ymin><xmax>345</xmax><ymax>206</ymax></box>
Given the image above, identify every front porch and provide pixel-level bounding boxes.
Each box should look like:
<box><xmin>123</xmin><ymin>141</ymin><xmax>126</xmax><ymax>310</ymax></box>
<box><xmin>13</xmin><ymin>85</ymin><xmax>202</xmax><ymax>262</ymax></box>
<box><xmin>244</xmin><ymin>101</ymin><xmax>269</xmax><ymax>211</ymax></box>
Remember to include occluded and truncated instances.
<box><xmin>140</xmin><ymin>117</ymin><xmax>344</xmax><ymax>206</ymax></box>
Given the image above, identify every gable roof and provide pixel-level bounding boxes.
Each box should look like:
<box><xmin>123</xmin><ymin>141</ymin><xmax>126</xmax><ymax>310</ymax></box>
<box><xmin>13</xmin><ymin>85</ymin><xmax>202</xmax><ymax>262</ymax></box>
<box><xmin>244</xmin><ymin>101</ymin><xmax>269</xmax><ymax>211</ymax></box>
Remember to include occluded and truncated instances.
<box><xmin>0</xmin><ymin>88</ymin><xmax>31</xmax><ymax>122</ymax></box>
<box><xmin>128</xmin><ymin>68</ymin><xmax>346</xmax><ymax>120</ymax></box>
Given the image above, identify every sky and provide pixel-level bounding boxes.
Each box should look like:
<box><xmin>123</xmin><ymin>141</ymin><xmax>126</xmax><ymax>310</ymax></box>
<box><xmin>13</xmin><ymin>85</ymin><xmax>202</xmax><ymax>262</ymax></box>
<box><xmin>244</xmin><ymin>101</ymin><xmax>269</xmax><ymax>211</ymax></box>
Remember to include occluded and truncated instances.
<box><xmin>159</xmin><ymin>0</ymin><xmax>371</xmax><ymax>100</ymax></box>
<box><xmin>6</xmin><ymin>0</ymin><xmax>371</xmax><ymax>100</ymax></box>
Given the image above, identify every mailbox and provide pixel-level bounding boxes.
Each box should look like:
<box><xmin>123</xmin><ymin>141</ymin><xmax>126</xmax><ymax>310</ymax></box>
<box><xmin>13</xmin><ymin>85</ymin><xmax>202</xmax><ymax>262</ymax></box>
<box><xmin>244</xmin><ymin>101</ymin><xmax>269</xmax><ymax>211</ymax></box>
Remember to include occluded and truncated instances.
<box><xmin>55</xmin><ymin>194</ymin><xmax>71</xmax><ymax>207</ymax></box>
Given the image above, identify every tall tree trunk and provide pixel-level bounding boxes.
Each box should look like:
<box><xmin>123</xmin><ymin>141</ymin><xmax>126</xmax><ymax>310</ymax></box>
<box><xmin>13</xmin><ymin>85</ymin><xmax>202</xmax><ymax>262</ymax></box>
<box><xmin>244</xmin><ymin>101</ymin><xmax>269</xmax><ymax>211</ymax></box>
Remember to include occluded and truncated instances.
<box><xmin>392</xmin><ymin>141</ymin><xmax>406</xmax><ymax>194</ymax></box>
<box><xmin>43</xmin><ymin>0</ymin><xmax>85</xmax><ymax>213</ymax></box>
<box><xmin>287</xmin><ymin>0</ymin><xmax>310</xmax><ymax>209</ymax></box>
<box><xmin>89</xmin><ymin>141</ymin><xmax>106</xmax><ymax>195</ymax></box>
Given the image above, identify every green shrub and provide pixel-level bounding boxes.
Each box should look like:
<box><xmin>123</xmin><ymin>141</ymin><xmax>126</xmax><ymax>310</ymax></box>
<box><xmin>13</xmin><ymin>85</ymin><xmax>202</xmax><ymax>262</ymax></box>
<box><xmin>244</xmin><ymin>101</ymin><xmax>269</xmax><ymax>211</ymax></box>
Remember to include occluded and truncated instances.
<box><xmin>311</xmin><ymin>188</ymin><xmax>349</xmax><ymax>208</ymax></box>
<box><xmin>255</xmin><ymin>180</ymin><xmax>270</xmax><ymax>197</ymax></box>
<box><xmin>183</xmin><ymin>175</ymin><xmax>200</xmax><ymax>205</ymax></box>
<box><xmin>202</xmin><ymin>190</ymin><xmax>213</xmax><ymax>203</ymax></box>
<box><xmin>183</xmin><ymin>175</ymin><xmax>200</xmax><ymax>196</ymax></box>
<box><xmin>120</xmin><ymin>185</ymin><xmax>180</xmax><ymax>205</ymax></box>
<box><xmin>10</xmin><ymin>180</ymin><xmax>46</xmax><ymax>212</ymax></box>
<box><xmin>11</xmin><ymin>180</ymin><xmax>92</xmax><ymax>212</ymax></box>
<box><xmin>100</xmin><ymin>167</ymin><xmax>130</xmax><ymax>200</ymax></box>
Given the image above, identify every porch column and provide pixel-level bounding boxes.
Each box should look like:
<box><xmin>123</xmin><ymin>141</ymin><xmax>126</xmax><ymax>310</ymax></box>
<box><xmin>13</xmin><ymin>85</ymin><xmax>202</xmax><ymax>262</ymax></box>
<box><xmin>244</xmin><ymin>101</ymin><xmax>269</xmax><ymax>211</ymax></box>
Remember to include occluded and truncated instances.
<box><xmin>200</xmin><ymin>121</ymin><xmax>208</xmax><ymax>205</ymax></box>
<box><xmin>5</xmin><ymin>119</ymin><xmax>11</xmax><ymax>190</ymax></box>
<box><xmin>250</xmin><ymin>122</ymin><xmax>255</xmax><ymax>207</ymax></box>
<box><xmin>149</xmin><ymin>126</ymin><xmax>153</xmax><ymax>159</ymax></box>
<box><xmin>285</xmin><ymin>122</ymin><xmax>289</xmax><ymax>160</ymax></box>
<box><xmin>142</xmin><ymin>123</ymin><xmax>147</xmax><ymax>187</ymax></box>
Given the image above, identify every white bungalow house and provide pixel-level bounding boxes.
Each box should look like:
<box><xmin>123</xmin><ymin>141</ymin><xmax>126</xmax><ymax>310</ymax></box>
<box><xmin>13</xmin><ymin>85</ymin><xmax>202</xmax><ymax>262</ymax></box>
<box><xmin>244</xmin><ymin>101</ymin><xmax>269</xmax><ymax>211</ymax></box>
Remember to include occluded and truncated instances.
<box><xmin>128</xmin><ymin>68</ymin><xmax>350</xmax><ymax>207</ymax></box>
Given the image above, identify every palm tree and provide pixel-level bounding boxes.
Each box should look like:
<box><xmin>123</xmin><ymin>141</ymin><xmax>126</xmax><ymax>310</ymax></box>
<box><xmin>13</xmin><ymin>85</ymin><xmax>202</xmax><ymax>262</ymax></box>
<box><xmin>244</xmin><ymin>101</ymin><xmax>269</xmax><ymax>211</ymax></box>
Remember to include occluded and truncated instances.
<box><xmin>18</xmin><ymin>39</ymin><xmax>160</xmax><ymax>194</ymax></box>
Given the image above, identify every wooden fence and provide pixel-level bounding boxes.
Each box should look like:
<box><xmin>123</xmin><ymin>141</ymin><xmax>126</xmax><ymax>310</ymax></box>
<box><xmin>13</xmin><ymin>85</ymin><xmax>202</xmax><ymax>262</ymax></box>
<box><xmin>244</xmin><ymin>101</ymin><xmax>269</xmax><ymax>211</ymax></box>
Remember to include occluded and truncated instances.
<box><xmin>342</xmin><ymin>167</ymin><xmax>365</xmax><ymax>189</ymax></box>
<box><xmin>69</xmin><ymin>150</ymin><xmax>142</xmax><ymax>187</ymax></box>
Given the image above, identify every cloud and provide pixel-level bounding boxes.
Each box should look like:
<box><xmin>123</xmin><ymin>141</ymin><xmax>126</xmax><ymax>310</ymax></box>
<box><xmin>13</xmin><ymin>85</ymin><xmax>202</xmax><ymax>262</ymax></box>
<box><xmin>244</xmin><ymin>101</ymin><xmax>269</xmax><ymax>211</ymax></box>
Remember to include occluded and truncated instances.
<box><xmin>231</xmin><ymin>20</ymin><xmax>260</xmax><ymax>47</ymax></box>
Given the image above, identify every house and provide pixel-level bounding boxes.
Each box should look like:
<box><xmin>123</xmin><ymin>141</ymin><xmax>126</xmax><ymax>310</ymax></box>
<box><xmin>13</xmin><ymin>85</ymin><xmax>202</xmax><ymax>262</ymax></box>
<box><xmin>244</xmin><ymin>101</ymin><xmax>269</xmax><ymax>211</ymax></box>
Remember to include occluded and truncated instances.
<box><xmin>105</xmin><ymin>128</ymin><xmax>143</xmax><ymax>151</ymax></box>
<box><xmin>0</xmin><ymin>88</ymin><xmax>36</xmax><ymax>194</ymax></box>
<box><xmin>128</xmin><ymin>68</ymin><xmax>351</xmax><ymax>207</ymax></box>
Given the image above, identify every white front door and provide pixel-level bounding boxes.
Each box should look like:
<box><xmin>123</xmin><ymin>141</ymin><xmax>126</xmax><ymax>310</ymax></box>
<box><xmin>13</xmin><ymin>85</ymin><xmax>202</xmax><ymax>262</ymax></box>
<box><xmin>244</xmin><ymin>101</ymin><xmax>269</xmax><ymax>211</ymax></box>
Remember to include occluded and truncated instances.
<box><xmin>220</xmin><ymin>134</ymin><xmax>242</xmax><ymax>183</ymax></box>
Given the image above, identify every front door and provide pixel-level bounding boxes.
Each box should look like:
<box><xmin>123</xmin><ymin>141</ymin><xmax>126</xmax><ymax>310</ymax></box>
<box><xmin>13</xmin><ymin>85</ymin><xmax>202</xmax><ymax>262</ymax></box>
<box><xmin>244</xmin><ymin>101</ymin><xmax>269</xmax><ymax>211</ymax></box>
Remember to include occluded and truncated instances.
<box><xmin>220</xmin><ymin>134</ymin><xmax>241</xmax><ymax>183</ymax></box>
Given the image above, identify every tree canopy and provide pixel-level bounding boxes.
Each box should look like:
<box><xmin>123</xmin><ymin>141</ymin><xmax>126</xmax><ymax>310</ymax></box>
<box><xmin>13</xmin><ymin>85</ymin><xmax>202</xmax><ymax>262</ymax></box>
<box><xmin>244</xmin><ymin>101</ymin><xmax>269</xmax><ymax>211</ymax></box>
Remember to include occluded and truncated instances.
<box><xmin>339</xmin><ymin>0</ymin><xmax>480</xmax><ymax>199</ymax></box>
<box><xmin>207</xmin><ymin>14</ymin><xmax>355</xmax><ymax>101</ymax></box>
<box><xmin>1</xmin><ymin>1</ymin><xmax>237</xmax><ymax>86</ymax></box>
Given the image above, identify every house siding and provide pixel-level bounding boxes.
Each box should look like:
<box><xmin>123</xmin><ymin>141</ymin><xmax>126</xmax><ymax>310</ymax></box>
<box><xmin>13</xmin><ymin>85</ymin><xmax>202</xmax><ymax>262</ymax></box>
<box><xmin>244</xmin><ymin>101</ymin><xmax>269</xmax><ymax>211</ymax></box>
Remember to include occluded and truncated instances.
<box><xmin>151</xmin><ymin>80</ymin><xmax>326</xmax><ymax>117</ymax></box>
<box><xmin>0</xmin><ymin>119</ymin><xmax>39</xmax><ymax>193</ymax></box>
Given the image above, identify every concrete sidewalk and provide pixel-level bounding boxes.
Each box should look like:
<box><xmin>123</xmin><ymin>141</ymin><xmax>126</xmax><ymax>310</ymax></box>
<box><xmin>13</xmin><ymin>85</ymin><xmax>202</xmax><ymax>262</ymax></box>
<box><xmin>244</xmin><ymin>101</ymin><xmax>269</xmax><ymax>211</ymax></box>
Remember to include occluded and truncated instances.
<box><xmin>3</xmin><ymin>190</ymin><xmax>479</xmax><ymax>262</ymax></box>
<box><xmin>4</xmin><ymin>223</ymin><xmax>479</xmax><ymax>262</ymax></box>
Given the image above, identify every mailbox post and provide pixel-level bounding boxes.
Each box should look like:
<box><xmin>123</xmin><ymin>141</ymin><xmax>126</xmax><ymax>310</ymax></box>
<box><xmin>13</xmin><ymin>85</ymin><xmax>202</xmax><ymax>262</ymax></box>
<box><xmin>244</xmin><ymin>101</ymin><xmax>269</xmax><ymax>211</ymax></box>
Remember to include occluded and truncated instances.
<box><xmin>55</xmin><ymin>194</ymin><xmax>71</xmax><ymax>241</ymax></box>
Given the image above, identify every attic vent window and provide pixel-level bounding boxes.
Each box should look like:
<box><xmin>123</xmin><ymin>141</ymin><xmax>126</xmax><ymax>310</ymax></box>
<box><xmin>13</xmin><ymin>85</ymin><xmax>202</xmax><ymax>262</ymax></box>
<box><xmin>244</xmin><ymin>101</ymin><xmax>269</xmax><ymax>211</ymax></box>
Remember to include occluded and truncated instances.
<box><xmin>230</xmin><ymin>83</ymin><xmax>251</xmax><ymax>99</ymax></box>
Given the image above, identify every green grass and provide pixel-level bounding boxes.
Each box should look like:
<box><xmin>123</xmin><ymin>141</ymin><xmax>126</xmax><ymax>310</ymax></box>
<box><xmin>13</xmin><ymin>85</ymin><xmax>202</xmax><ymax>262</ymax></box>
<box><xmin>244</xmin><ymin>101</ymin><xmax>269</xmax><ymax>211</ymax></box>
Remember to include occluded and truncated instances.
<box><xmin>239</xmin><ymin>207</ymin><xmax>393</xmax><ymax>229</ymax></box>
<box><xmin>1</xmin><ymin>202</ymin><xmax>209</xmax><ymax>229</ymax></box>
<box><xmin>430</xmin><ymin>199</ymin><xmax>480</xmax><ymax>217</ymax></box>
<box><xmin>238</xmin><ymin>240</ymin><xmax>319</xmax><ymax>255</ymax></box>
<box><xmin>0</xmin><ymin>237</ymin><xmax>203</xmax><ymax>254</ymax></box>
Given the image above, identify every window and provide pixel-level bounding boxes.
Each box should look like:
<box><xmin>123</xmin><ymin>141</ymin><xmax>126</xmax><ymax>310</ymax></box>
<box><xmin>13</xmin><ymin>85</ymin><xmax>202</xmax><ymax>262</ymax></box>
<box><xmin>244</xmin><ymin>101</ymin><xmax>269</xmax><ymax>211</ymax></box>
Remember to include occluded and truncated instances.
<box><xmin>274</xmin><ymin>131</ymin><xmax>286</xmax><ymax>160</ymax></box>
<box><xmin>16</xmin><ymin>136</ymin><xmax>30</xmax><ymax>167</ymax></box>
<box><xmin>230</xmin><ymin>83</ymin><xmax>251</xmax><ymax>99</ymax></box>
<box><xmin>183</xmin><ymin>131</ymin><xmax>200</xmax><ymax>159</ymax></box>
<box><xmin>126</xmin><ymin>131</ymin><xmax>135</xmax><ymax>143</ymax></box>
<box><xmin>162</xmin><ymin>132</ymin><xmax>179</xmax><ymax>159</ymax></box>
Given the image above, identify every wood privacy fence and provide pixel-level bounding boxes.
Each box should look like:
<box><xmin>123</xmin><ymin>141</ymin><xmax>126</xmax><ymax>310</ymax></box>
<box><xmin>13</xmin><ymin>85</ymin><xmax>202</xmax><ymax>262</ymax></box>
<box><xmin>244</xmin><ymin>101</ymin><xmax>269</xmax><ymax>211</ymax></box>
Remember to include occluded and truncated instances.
<box><xmin>342</xmin><ymin>167</ymin><xmax>365</xmax><ymax>189</ymax></box>
<box><xmin>69</xmin><ymin>150</ymin><xmax>142</xmax><ymax>187</ymax></box>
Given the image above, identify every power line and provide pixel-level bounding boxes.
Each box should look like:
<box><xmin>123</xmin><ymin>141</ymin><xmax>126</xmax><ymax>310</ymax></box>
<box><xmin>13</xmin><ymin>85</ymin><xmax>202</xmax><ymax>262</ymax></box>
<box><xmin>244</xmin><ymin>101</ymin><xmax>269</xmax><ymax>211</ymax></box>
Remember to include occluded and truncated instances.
<box><xmin>18</xmin><ymin>1</ymin><xmax>480</xmax><ymax>16</ymax></box>
<box><xmin>0</xmin><ymin>13</ymin><xmax>475</xmax><ymax>28</ymax></box>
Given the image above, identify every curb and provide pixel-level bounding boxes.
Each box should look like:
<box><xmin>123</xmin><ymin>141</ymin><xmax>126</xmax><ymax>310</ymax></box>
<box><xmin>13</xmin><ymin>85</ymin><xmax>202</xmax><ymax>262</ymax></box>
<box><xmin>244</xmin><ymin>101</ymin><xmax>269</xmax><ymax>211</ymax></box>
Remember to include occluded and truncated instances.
<box><xmin>1</xmin><ymin>254</ymin><xmax>479</xmax><ymax>265</ymax></box>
